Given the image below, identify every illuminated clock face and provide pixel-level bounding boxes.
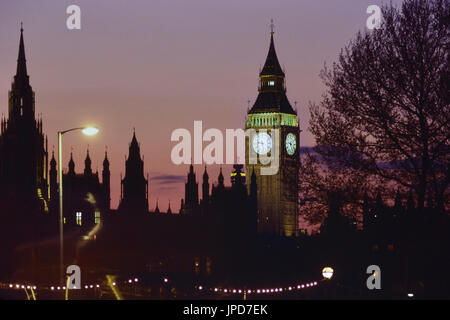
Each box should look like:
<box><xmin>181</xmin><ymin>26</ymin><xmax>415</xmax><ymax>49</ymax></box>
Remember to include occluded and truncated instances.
<box><xmin>252</xmin><ymin>132</ymin><xmax>272</xmax><ymax>155</ymax></box>
<box><xmin>285</xmin><ymin>133</ymin><xmax>296</xmax><ymax>156</ymax></box>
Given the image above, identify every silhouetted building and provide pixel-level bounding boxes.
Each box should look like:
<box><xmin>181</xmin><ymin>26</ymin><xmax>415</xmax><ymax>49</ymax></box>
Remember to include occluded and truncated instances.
<box><xmin>0</xmin><ymin>26</ymin><xmax>52</xmax><ymax>279</ymax></box>
<box><xmin>118</xmin><ymin>130</ymin><xmax>149</xmax><ymax>213</ymax></box>
<box><xmin>102</xmin><ymin>150</ymin><xmax>111</xmax><ymax>210</ymax></box>
<box><xmin>201</xmin><ymin>166</ymin><xmax>210</xmax><ymax>208</ymax></box>
<box><xmin>181</xmin><ymin>164</ymin><xmax>257</xmax><ymax>240</ymax></box>
<box><xmin>49</xmin><ymin>151</ymin><xmax>58</xmax><ymax>211</ymax></box>
<box><xmin>60</xmin><ymin>149</ymin><xmax>110</xmax><ymax>228</ymax></box>
<box><xmin>0</xmin><ymin>26</ymin><xmax>49</xmax><ymax>213</ymax></box>
<box><xmin>181</xmin><ymin>164</ymin><xmax>199</xmax><ymax>214</ymax></box>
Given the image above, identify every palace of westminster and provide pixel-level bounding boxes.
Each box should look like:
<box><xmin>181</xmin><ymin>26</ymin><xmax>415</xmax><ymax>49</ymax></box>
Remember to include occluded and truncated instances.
<box><xmin>0</xmin><ymin>25</ymin><xmax>303</xmax><ymax>280</ymax></box>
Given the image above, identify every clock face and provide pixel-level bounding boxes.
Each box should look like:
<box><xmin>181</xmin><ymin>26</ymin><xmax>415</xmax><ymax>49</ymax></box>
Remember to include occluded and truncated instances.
<box><xmin>285</xmin><ymin>133</ymin><xmax>296</xmax><ymax>156</ymax></box>
<box><xmin>252</xmin><ymin>132</ymin><xmax>272</xmax><ymax>155</ymax></box>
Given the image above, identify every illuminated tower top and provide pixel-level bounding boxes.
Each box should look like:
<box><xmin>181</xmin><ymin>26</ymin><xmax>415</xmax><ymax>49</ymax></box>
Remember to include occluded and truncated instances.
<box><xmin>248</xmin><ymin>21</ymin><xmax>296</xmax><ymax>115</ymax></box>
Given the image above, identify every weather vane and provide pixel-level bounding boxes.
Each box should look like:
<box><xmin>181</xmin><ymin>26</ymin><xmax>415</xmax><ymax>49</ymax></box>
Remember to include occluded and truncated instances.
<box><xmin>270</xmin><ymin>19</ymin><xmax>275</xmax><ymax>35</ymax></box>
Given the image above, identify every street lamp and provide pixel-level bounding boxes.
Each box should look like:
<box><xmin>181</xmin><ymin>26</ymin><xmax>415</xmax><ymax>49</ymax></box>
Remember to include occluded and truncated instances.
<box><xmin>58</xmin><ymin>126</ymin><xmax>99</xmax><ymax>285</ymax></box>
<box><xmin>322</xmin><ymin>266</ymin><xmax>334</xmax><ymax>280</ymax></box>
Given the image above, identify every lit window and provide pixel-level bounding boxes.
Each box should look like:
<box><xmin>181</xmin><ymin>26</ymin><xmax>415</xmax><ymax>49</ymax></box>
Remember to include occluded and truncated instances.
<box><xmin>268</xmin><ymin>81</ymin><xmax>275</xmax><ymax>86</ymax></box>
<box><xmin>76</xmin><ymin>212</ymin><xmax>82</xmax><ymax>226</ymax></box>
<box><xmin>95</xmin><ymin>211</ymin><xmax>101</xmax><ymax>224</ymax></box>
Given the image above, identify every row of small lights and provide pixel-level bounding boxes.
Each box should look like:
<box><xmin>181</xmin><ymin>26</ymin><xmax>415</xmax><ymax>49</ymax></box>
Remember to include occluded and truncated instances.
<box><xmin>48</xmin><ymin>277</ymin><xmax>141</xmax><ymax>291</ymax></box>
<box><xmin>196</xmin><ymin>281</ymin><xmax>319</xmax><ymax>295</ymax></box>
<box><xmin>4</xmin><ymin>278</ymin><xmax>319</xmax><ymax>294</ymax></box>
<box><xmin>8</xmin><ymin>284</ymin><xmax>37</xmax><ymax>290</ymax></box>
<box><xmin>3</xmin><ymin>267</ymin><xmax>331</xmax><ymax>293</ymax></box>
<box><xmin>5</xmin><ymin>277</ymin><xmax>140</xmax><ymax>291</ymax></box>
<box><xmin>3</xmin><ymin>267</ymin><xmax>417</xmax><ymax>298</ymax></box>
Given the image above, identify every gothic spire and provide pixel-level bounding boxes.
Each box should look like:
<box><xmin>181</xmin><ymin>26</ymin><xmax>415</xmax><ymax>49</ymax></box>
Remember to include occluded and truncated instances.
<box><xmin>218</xmin><ymin>167</ymin><xmax>224</xmax><ymax>187</ymax></box>
<box><xmin>103</xmin><ymin>148</ymin><xmax>109</xmax><ymax>168</ymax></box>
<box><xmin>248</xmin><ymin>21</ymin><xmax>295</xmax><ymax>115</ymax></box>
<box><xmin>84</xmin><ymin>148</ymin><xmax>92</xmax><ymax>175</ymax></box>
<box><xmin>260</xmin><ymin>20</ymin><xmax>284</xmax><ymax>77</ymax></box>
<box><xmin>50</xmin><ymin>150</ymin><xmax>56</xmax><ymax>167</ymax></box>
<box><xmin>203</xmin><ymin>166</ymin><xmax>208</xmax><ymax>180</ymax></box>
<box><xmin>187</xmin><ymin>164</ymin><xmax>196</xmax><ymax>183</ymax></box>
<box><xmin>155</xmin><ymin>198</ymin><xmax>160</xmax><ymax>213</ymax></box>
<box><xmin>130</xmin><ymin>130</ymin><xmax>138</xmax><ymax>148</ymax></box>
<box><xmin>16</xmin><ymin>23</ymin><xmax>29</xmax><ymax>83</ymax></box>
<box><xmin>68</xmin><ymin>151</ymin><xmax>75</xmax><ymax>174</ymax></box>
<box><xmin>128</xmin><ymin>129</ymin><xmax>141</xmax><ymax>161</ymax></box>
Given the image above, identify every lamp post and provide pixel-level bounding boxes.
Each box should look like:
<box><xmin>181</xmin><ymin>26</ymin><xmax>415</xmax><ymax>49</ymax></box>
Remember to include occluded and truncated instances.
<box><xmin>58</xmin><ymin>126</ymin><xmax>99</xmax><ymax>285</ymax></box>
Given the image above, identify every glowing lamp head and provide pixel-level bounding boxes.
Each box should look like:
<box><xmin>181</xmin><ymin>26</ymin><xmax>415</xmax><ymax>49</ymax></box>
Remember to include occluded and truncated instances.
<box><xmin>322</xmin><ymin>267</ymin><xmax>334</xmax><ymax>280</ymax></box>
<box><xmin>82</xmin><ymin>126</ymin><xmax>99</xmax><ymax>136</ymax></box>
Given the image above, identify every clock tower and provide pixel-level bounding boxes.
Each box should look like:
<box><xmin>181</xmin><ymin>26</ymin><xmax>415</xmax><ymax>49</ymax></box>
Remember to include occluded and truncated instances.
<box><xmin>245</xmin><ymin>23</ymin><xmax>299</xmax><ymax>237</ymax></box>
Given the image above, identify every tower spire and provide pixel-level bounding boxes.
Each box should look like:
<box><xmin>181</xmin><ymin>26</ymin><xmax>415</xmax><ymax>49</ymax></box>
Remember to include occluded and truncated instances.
<box><xmin>16</xmin><ymin>23</ymin><xmax>28</xmax><ymax>81</ymax></box>
<box><xmin>248</xmin><ymin>21</ymin><xmax>295</xmax><ymax>115</ymax></box>
<box><xmin>260</xmin><ymin>21</ymin><xmax>284</xmax><ymax>77</ymax></box>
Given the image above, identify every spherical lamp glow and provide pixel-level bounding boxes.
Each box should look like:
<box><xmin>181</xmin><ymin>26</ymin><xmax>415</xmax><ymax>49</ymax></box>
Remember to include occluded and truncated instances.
<box><xmin>322</xmin><ymin>267</ymin><xmax>334</xmax><ymax>280</ymax></box>
<box><xmin>82</xmin><ymin>126</ymin><xmax>99</xmax><ymax>136</ymax></box>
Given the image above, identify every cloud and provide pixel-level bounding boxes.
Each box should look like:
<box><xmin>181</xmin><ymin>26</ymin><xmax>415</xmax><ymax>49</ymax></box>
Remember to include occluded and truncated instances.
<box><xmin>151</xmin><ymin>174</ymin><xmax>185</xmax><ymax>184</ymax></box>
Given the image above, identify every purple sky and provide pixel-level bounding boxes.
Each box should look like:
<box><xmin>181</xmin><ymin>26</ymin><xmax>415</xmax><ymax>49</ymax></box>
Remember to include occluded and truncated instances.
<box><xmin>0</xmin><ymin>0</ymin><xmax>402</xmax><ymax>211</ymax></box>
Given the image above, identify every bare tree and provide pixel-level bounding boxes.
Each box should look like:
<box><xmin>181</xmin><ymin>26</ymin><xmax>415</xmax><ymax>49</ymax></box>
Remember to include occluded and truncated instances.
<box><xmin>305</xmin><ymin>0</ymin><xmax>449</xmax><ymax>219</ymax></box>
<box><xmin>299</xmin><ymin>148</ymin><xmax>389</xmax><ymax>225</ymax></box>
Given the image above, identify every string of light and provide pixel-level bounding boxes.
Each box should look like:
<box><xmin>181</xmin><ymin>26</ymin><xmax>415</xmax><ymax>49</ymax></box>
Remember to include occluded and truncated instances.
<box><xmin>1</xmin><ymin>278</ymin><xmax>319</xmax><ymax>295</ymax></box>
<box><xmin>197</xmin><ymin>281</ymin><xmax>319</xmax><ymax>295</ymax></box>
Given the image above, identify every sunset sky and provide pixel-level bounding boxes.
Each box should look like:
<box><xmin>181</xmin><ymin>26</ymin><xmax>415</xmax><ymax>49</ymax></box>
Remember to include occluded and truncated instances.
<box><xmin>0</xmin><ymin>0</ymin><xmax>402</xmax><ymax>211</ymax></box>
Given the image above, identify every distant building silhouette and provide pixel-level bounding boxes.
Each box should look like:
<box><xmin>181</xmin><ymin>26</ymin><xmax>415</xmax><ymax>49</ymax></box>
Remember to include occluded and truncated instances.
<box><xmin>180</xmin><ymin>164</ymin><xmax>257</xmax><ymax>239</ymax></box>
<box><xmin>118</xmin><ymin>130</ymin><xmax>149</xmax><ymax>213</ymax></box>
<box><xmin>181</xmin><ymin>164</ymin><xmax>199</xmax><ymax>214</ymax></box>
<box><xmin>57</xmin><ymin>148</ymin><xmax>110</xmax><ymax>228</ymax></box>
<box><xmin>201</xmin><ymin>166</ymin><xmax>210</xmax><ymax>209</ymax></box>
<box><xmin>0</xmin><ymin>26</ymin><xmax>49</xmax><ymax>213</ymax></box>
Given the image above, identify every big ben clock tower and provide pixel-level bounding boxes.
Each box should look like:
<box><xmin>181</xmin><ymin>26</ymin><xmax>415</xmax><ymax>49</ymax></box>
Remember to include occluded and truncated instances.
<box><xmin>245</xmin><ymin>22</ymin><xmax>299</xmax><ymax>237</ymax></box>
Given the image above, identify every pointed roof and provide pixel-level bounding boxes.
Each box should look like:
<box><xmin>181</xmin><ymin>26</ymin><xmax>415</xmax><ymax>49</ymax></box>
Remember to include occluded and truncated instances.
<box><xmin>68</xmin><ymin>152</ymin><xmax>75</xmax><ymax>173</ymax></box>
<box><xmin>50</xmin><ymin>150</ymin><xmax>57</xmax><ymax>167</ymax></box>
<box><xmin>218</xmin><ymin>167</ymin><xmax>224</xmax><ymax>186</ymax></box>
<box><xmin>103</xmin><ymin>149</ymin><xmax>109</xmax><ymax>166</ymax></box>
<box><xmin>16</xmin><ymin>24</ymin><xmax>28</xmax><ymax>80</ymax></box>
<box><xmin>127</xmin><ymin>129</ymin><xmax>142</xmax><ymax>161</ymax></box>
<box><xmin>248</xmin><ymin>23</ymin><xmax>296</xmax><ymax>115</ymax></box>
<box><xmin>130</xmin><ymin>129</ymin><xmax>139</xmax><ymax>150</ymax></box>
<box><xmin>155</xmin><ymin>199</ymin><xmax>160</xmax><ymax>213</ymax></box>
<box><xmin>187</xmin><ymin>164</ymin><xmax>196</xmax><ymax>183</ymax></box>
<box><xmin>85</xmin><ymin>148</ymin><xmax>91</xmax><ymax>164</ymax></box>
<box><xmin>260</xmin><ymin>33</ymin><xmax>284</xmax><ymax>77</ymax></box>
<box><xmin>84</xmin><ymin>148</ymin><xmax>92</xmax><ymax>175</ymax></box>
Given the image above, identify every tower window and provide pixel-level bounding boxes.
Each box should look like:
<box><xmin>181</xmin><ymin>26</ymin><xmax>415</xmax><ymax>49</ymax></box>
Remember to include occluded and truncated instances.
<box><xmin>76</xmin><ymin>212</ymin><xmax>82</xmax><ymax>226</ymax></box>
<box><xmin>268</xmin><ymin>81</ymin><xmax>275</xmax><ymax>86</ymax></box>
